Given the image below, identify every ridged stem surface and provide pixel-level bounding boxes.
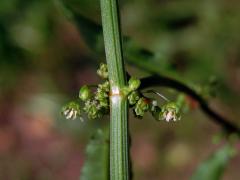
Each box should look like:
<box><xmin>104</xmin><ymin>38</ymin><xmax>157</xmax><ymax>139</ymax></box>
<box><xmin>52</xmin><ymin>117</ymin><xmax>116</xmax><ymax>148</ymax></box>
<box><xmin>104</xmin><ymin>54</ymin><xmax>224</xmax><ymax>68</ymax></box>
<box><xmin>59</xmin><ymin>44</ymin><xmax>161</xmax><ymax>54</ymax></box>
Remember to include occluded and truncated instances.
<box><xmin>100</xmin><ymin>0</ymin><xmax>129</xmax><ymax>179</ymax></box>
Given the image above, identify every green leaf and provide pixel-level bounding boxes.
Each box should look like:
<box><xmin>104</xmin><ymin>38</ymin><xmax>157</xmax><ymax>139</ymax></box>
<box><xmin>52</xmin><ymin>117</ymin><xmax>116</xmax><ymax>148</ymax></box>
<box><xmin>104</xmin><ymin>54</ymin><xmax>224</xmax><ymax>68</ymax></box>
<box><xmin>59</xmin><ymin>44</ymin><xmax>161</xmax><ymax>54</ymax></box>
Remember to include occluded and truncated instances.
<box><xmin>55</xmin><ymin>0</ymin><xmax>104</xmax><ymax>54</ymax></box>
<box><xmin>80</xmin><ymin>129</ymin><xmax>109</xmax><ymax>180</ymax></box>
<box><xmin>191</xmin><ymin>145</ymin><xmax>235</xmax><ymax>180</ymax></box>
<box><xmin>56</xmin><ymin>1</ymin><xmax>184</xmax><ymax>81</ymax></box>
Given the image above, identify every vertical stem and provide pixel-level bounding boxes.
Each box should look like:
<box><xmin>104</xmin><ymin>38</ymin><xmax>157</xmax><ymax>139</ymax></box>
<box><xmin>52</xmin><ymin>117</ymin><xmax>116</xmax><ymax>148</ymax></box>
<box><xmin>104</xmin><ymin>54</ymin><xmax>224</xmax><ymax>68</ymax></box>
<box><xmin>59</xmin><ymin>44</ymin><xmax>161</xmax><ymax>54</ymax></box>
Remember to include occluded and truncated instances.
<box><xmin>100</xmin><ymin>0</ymin><xmax>129</xmax><ymax>180</ymax></box>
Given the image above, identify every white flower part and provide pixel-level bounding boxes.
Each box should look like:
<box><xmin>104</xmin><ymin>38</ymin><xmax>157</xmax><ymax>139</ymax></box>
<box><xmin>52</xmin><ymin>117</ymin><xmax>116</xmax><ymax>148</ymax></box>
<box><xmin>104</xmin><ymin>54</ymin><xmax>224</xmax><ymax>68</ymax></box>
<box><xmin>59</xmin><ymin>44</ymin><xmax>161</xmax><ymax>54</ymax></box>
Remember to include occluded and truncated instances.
<box><xmin>65</xmin><ymin>108</ymin><xmax>78</xmax><ymax>120</ymax></box>
<box><xmin>163</xmin><ymin>110</ymin><xmax>179</xmax><ymax>122</ymax></box>
<box><xmin>63</xmin><ymin>109</ymin><xmax>70</xmax><ymax>116</ymax></box>
<box><xmin>66</xmin><ymin>109</ymin><xmax>73</xmax><ymax>119</ymax></box>
<box><xmin>73</xmin><ymin>110</ymin><xmax>77</xmax><ymax>120</ymax></box>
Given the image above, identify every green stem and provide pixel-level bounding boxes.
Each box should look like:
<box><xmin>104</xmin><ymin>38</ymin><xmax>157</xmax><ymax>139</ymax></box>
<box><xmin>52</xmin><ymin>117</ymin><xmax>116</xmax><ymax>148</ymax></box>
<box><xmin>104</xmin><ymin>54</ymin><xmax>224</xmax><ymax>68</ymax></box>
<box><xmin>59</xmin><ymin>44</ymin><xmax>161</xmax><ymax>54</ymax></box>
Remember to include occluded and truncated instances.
<box><xmin>100</xmin><ymin>0</ymin><xmax>129</xmax><ymax>179</ymax></box>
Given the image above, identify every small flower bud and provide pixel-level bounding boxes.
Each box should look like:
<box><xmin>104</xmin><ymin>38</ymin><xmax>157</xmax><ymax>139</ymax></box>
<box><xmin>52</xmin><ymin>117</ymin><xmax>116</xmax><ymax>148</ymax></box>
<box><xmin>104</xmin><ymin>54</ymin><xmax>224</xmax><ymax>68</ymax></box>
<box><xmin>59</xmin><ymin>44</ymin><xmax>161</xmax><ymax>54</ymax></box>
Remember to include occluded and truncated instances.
<box><xmin>62</xmin><ymin>101</ymin><xmax>81</xmax><ymax>120</ymax></box>
<box><xmin>128</xmin><ymin>91</ymin><xmax>140</xmax><ymax>105</ymax></box>
<box><xmin>97</xmin><ymin>63</ymin><xmax>108</xmax><ymax>79</ymax></box>
<box><xmin>128</xmin><ymin>77</ymin><xmax>141</xmax><ymax>91</ymax></box>
<box><xmin>79</xmin><ymin>85</ymin><xmax>91</xmax><ymax>101</ymax></box>
<box><xmin>159</xmin><ymin>102</ymin><xmax>181</xmax><ymax>122</ymax></box>
<box><xmin>134</xmin><ymin>97</ymin><xmax>150</xmax><ymax>117</ymax></box>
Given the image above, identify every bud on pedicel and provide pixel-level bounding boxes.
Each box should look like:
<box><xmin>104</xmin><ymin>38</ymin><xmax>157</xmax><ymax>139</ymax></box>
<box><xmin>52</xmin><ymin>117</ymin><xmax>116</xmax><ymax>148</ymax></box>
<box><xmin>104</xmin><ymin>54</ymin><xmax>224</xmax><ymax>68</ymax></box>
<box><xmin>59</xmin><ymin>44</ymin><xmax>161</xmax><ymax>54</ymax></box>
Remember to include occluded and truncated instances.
<box><xmin>159</xmin><ymin>102</ymin><xmax>181</xmax><ymax>122</ymax></box>
<box><xmin>128</xmin><ymin>77</ymin><xmax>141</xmax><ymax>91</ymax></box>
<box><xmin>128</xmin><ymin>91</ymin><xmax>140</xmax><ymax>105</ymax></box>
<box><xmin>79</xmin><ymin>85</ymin><xmax>91</xmax><ymax>101</ymax></box>
<box><xmin>97</xmin><ymin>63</ymin><xmax>108</xmax><ymax>79</ymax></box>
<box><xmin>134</xmin><ymin>97</ymin><xmax>150</xmax><ymax>117</ymax></box>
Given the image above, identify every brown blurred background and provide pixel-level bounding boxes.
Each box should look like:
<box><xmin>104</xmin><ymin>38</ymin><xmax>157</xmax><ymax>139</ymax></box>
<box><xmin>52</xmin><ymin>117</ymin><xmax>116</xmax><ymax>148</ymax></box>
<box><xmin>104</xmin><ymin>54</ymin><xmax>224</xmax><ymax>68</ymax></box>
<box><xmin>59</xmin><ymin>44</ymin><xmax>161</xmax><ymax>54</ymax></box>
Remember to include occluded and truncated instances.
<box><xmin>0</xmin><ymin>0</ymin><xmax>240</xmax><ymax>179</ymax></box>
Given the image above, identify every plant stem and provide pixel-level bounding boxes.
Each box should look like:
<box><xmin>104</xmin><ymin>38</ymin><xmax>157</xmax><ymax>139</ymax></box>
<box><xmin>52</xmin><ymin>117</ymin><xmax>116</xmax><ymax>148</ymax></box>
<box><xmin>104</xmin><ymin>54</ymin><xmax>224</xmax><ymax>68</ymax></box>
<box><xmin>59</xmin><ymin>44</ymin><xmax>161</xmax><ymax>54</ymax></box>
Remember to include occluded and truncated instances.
<box><xmin>100</xmin><ymin>0</ymin><xmax>129</xmax><ymax>179</ymax></box>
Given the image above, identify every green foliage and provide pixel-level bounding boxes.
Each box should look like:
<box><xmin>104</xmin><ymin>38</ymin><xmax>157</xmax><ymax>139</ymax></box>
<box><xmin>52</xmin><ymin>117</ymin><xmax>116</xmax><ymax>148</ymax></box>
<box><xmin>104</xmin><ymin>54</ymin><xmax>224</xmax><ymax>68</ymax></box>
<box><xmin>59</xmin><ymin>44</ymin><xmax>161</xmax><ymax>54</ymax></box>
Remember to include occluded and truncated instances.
<box><xmin>80</xmin><ymin>129</ymin><xmax>109</xmax><ymax>180</ymax></box>
<box><xmin>191</xmin><ymin>145</ymin><xmax>235</xmax><ymax>180</ymax></box>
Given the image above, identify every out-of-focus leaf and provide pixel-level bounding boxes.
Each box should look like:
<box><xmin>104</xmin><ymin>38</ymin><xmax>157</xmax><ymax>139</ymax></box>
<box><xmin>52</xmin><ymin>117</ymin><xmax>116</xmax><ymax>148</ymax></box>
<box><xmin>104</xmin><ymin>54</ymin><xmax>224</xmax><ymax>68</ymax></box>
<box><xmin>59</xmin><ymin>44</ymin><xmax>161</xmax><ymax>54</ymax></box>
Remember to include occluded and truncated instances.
<box><xmin>56</xmin><ymin>0</ymin><xmax>104</xmax><ymax>54</ymax></box>
<box><xmin>80</xmin><ymin>128</ymin><xmax>109</xmax><ymax>180</ymax></box>
<box><xmin>191</xmin><ymin>145</ymin><xmax>235</xmax><ymax>180</ymax></box>
<box><xmin>56</xmin><ymin>1</ymin><xmax>184</xmax><ymax>81</ymax></box>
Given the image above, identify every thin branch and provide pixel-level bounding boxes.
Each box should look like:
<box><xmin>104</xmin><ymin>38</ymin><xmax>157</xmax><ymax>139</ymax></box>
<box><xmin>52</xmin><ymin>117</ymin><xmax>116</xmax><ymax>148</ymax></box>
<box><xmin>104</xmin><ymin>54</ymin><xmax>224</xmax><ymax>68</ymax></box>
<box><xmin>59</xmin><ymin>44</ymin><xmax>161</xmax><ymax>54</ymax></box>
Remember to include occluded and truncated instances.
<box><xmin>140</xmin><ymin>75</ymin><xmax>240</xmax><ymax>136</ymax></box>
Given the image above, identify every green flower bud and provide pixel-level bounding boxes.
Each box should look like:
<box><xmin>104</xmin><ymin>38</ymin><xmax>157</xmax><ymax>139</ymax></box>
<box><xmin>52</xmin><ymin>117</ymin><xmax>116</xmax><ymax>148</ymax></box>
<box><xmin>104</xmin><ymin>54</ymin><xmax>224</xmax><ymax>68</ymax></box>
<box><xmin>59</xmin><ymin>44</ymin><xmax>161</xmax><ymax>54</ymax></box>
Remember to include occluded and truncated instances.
<box><xmin>159</xmin><ymin>102</ymin><xmax>181</xmax><ymax>122</ymax></box>
<box><xmin>134</xmin><ymin>97</ymin><xmax>150</xmax><ymax>117</ymax></box>
<box><xmin>128</xmin><ymin>77</ymin><xmax>141</xmax><ymax>91</ymax></box>
<box><xmin>62</xmin><ymin>101</ymin><xmax>81</xmax><ymax>120</ymax></box>
<box><xmin>79</xmin><ymin>85</ymin><xmax>91</xmax><ymax>101</ymax></box>
<box><xmin>128</xmin><ymin>91</ymin><xmax>140</xmax><ymax>105</ymax></box>
<box><xmin>97</xmin><ymin>63</ymin><xmax>108</xmax><ymax>79</ymax></box>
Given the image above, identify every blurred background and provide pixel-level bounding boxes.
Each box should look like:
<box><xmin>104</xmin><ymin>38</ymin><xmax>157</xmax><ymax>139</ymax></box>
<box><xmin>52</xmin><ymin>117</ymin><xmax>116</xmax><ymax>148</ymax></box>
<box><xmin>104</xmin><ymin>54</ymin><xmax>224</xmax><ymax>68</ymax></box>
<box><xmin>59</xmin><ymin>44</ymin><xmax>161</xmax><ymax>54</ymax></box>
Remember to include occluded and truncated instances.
<box><xmin>0</xmin><ymin>0</ymin><xmax>240</xmax><ymax>179</ymax></box>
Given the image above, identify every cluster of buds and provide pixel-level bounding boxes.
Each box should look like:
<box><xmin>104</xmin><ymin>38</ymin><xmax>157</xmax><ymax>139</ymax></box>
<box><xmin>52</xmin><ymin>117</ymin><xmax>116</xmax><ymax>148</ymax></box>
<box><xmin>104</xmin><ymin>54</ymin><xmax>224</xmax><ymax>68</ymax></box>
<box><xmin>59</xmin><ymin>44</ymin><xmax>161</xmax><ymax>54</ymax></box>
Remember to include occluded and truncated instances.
<box><xmin>81</xmin><ymin>81</ymin><xmax>110</xmax><ymax>120</ymax></box>
<box><xmin>62</xmin><ymin>63</ymin><xmax>181</xmax><ymax>123</ymax></box>
<box><xmin>124</xmin><ymin>76</ymin><xmax>181</xmax><ymax>122</ymax></box>
<box><xmin>79</xmin><ymin>65</ymin><xmax>110</xmax><ymax>120</ymax></box>
<box><xmin>120</xmin><ymin>76</ymin><xmax>148</xmax><ymax>117</ymax></box>
<box><xmin>62</xmin><ymin>63</ymin><xmax>110</xmax><ymax>121</ymax></box>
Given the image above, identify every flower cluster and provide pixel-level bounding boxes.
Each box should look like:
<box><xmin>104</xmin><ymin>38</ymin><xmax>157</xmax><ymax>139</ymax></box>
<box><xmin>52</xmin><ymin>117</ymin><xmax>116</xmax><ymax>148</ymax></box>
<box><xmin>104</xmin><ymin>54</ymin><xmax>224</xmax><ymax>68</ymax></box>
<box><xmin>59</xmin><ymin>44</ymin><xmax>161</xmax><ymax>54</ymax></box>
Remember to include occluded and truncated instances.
<box><xmin>81</xmin><ymin>80</ymin><xmax>110</xmax><ymax>120</ymax></box>
<box><xmin>79</xmin><ymin>65</ymin><xmax>110</xmax><ymax>120</ymax></box>
<box><xmin>62</xmin><ymin>63</ymin><xmax>181</xmax><ymax>123</ymax></box>
<box><xmin>123</xmin><ymin>77</ymin><xmax>181</xmax><ymax>122</ymax></box>
<box><xmin>62</xmin><ymin>63</ymin><xmax>110</xmax><ymax>121</ymax></box>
